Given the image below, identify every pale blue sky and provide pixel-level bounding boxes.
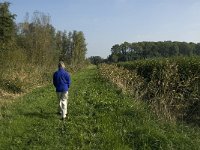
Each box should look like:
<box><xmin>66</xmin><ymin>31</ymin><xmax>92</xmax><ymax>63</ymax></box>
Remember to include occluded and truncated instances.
<box><xmin>6</xmin><ymin>0</ymin><xmax>200</xmax><ymax>58</ymax></box>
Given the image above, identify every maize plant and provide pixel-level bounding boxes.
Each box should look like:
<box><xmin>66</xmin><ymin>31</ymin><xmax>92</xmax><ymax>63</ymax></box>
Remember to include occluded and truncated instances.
<box><xmin>99</xmin><ymin>57</ymin><xmax>200</xmax><ymax>125</ymax></box>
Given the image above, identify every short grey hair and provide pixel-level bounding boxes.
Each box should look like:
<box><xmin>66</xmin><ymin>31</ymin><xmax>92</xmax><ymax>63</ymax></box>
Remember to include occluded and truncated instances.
<box><xmin>58</xmin><ymin>61</ymin><xmax>65</xmax><ymax>69</ymax></box>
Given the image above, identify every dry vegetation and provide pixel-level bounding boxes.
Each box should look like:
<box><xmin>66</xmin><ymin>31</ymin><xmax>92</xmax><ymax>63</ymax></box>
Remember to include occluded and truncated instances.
<box><xmin>99</xmin><ymin>57</ymin><xmax>200</xmax><ymax>126</ymax></box>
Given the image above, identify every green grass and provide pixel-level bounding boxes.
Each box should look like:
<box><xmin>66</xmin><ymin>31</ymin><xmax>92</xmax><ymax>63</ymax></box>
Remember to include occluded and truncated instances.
<box><xmin>0</xmin><ymin>66</ymin><xmax>200</xmax><ymax>149</ymax></box>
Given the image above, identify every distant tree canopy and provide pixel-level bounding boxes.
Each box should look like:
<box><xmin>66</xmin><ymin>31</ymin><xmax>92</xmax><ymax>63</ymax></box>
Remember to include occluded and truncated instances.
<box><xmin>108</xmin><ymin>41</ymin><xmax>200</xmax><ymax>62</ymax></box>
<box><xmin>88</xmin><ymin>56</ymin><xmax>104</xmax><ymax>65</ymax></box>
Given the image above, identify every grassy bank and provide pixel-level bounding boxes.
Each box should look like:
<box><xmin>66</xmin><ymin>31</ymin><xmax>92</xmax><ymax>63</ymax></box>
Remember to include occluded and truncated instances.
<box><xmin>0</xmin><ymin>66</ymin><xmax>200</xmax><ymax>149</ymax></box>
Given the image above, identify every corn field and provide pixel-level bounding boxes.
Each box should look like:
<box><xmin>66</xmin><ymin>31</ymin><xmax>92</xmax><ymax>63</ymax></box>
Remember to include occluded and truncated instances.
<box><xmin>98</xmin><ymin>57</ymin><xmax>200</xmax><ymax>125</ymax></box>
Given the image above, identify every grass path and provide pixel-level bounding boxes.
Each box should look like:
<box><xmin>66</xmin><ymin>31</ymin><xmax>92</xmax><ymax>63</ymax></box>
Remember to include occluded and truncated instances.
<box><xmin>0</xmin><ymin>66</ymin><xmax>200</xmax><ymax>149</ymax></box>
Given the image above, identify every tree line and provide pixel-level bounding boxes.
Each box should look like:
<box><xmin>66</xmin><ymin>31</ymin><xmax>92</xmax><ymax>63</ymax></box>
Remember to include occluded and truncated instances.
<box><xmin>107</xmin><ymin>41</ymin><xmax>200</xmax><ymax>63</ymax></box>
<box><xmin>0</xmin><ymin>2</ymin><xmax>87</xmax><ymax>71</ymax></box>
<box><xmin>0</xmin><ymin>2</ymin><xmax>87</xmax><ymax>93</ymax></box>
<box><xmin>89</xmin><ymin>41</ymin><xmax>200</xmax><ymax>65</ymax></box>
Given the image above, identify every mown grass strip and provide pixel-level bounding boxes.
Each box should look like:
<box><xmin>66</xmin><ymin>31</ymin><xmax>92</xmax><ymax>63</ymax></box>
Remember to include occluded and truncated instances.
<box><xmin>0</xmin><ymin>66</ymin><xmax>200</xmax><ymax>149</ymax></box>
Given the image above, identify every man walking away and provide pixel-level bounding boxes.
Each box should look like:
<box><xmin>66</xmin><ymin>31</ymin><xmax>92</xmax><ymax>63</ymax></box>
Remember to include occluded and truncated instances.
<box><xmin>53</xmin><ymin>61</ymin><xmax>71</xmax><ymax>120</ymax></box>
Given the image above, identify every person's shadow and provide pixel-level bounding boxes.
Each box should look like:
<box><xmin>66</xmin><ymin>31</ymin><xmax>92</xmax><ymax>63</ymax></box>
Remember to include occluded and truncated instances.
<box><xmin>22</xmin><ymin>111</ymin><xmax>55</xmax><ymax>119</ymax></box>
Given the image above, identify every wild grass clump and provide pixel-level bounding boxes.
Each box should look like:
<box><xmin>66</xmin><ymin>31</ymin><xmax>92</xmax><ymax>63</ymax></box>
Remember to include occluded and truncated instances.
<box><xmin>0</xmin><ymin>63</ymin><xmax>54</xmax><ymax>98</ymax></box>
<box><xmin>99</xmin><ymin>57</ymin><xmax>200</xmax><ymax>125</ymax></box>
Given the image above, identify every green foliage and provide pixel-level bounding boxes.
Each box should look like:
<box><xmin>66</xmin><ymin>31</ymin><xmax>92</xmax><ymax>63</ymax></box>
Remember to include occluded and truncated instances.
<box><xmin>59</xmin><ymin>30</ymin><xmax>87</xmax><ymax>67</ymax></box>
<box><xmin>108</xmin><ymin>41</ymin><xmax>200</xmax><ymax>63</ymax></box>
<box><xmin>99</xmin><ymin>57</ymin><xmax>200</xmax><ymax>125</ymax></box>
<box><xmin>0</xmin><ymin>66</ymin><xmax>200</xmax><ymax>149</ymax></box>
<box><xmin>0</xmin><ymin>2</ymin><xmax>16</xmax><ymax>43</ymax></box>
<box><xmin>88</xmin><ymin>56</ymin><xmax>105</xmax><ymax>65</ymax></box>
<box><xmin>17</xmin><ymin>11</ymin><xmax>58</xmax><ymax>66</ymax></box>
<box><xmin>0</xmin><ymin>4</ymin><xmax>88</xmax><ymax>98</ymax></box>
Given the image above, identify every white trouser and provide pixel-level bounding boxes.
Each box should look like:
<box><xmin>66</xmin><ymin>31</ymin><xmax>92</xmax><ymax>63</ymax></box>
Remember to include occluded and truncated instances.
<box><xmin>57</xmin><ymin>91</ymin><xmax>68</xmax><ymax>118</ymax></box>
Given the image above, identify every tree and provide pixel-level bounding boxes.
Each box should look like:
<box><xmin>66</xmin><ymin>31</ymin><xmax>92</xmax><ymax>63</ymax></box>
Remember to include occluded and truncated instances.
<box><xmin>194</xmin><ymin>43</ymin><xmax>200</xmax><ymax>55</ymax></box>
<box><xmin>178</xmin><ymin>42</ymin><xmax>193</xmax><ymax>56</ymax></box>
<box><xmin>0</xmin><ymin>2</ymin><xmax>17</xmax><ymax>76</ymax></box>
<box><xmin>120</xmin><ymin>42</ymin><xmax>130</xmax><ymax>61</ymax></box>
<box><xmin>16</xmin><ymin>11</ymin><xmax>57</xmax><ymax>66</ymax></box>
<box><xmin>110</xmin><ymin>44</ymin><xmax>121</xmax><ymax>62</ymax></box>
<box><xmin>58</xmin><ymin>30</ymin><xmax>87</xmax><ymax>67</ymax></box>
<box><xmin>168</xmin><ymin>42</ymin><xmax>179</xmax><ymax>56</ymax></box>
<box><xmin>89</xmin><ymin>56</ymin><xmax>104</xmax><ymax>65</ymax></box>
<box><xmin>64</xmin><ymin>31</ymin><xmax>73</xmax><ymax>64</ymax></box>
<box><xmin>0</xmin><ymin>2</ymin><xmax>16</xmax><ymax>43</ymax></box>
<box><xmin>109</xmin><ymin>41</ymin><xmax>199</xmax><ymax>63</ymax></box>
<box><xmin>71</xmin><ymin>31</ymin><xmax>87</xmax><ymax>66</ymax></box>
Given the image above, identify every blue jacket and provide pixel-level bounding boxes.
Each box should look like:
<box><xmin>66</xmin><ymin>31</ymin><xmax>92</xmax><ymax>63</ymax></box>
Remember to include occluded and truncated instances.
<box><xmin>53</xmin><ymin>68</ymin><xmax>71</xmax><ymax>92</ymax></box>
